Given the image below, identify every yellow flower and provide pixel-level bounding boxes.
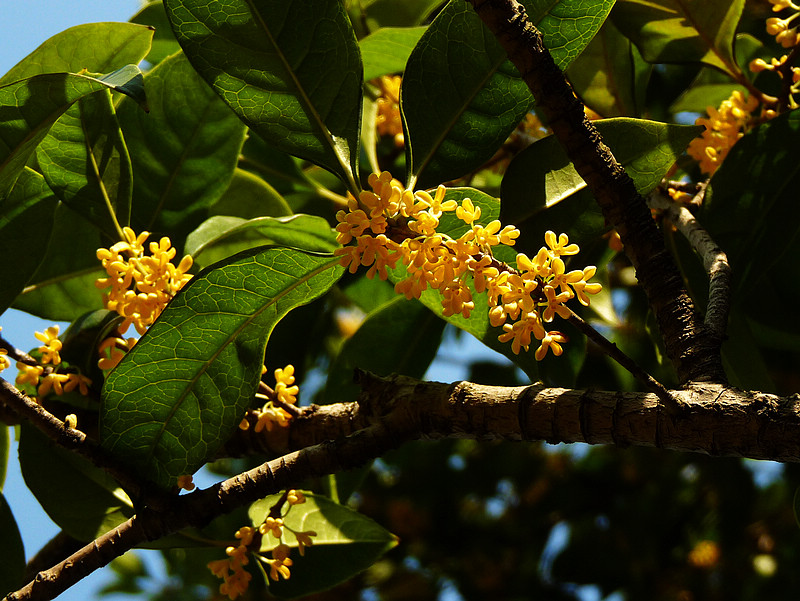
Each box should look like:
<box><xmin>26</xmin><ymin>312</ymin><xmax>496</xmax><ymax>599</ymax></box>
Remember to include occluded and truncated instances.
<box><xmin>259</xmin><ymin>516</ymin><xmax>284</xmax><ymax>539</ymax></box>
<box><xmin>34</xmin><ymin>326</ymin><xmax>62</xmax><ymax>365</ymax></box>
<box><xmin>287</xmin><ymin>489</ymin><xmax>306</xmax><ymax>505</ymax></box>
<box><xmin>37</xmin><ymin>373</ymin><xmax>70</xmax><ymax>397</ymax></box>
<box><xmin>375</xmin><ymin>75</ymin><xmax>404</xmax><ymax>147</ymax></box>
<box><xmin>16</xmin><ymin>363</ymin><xmax>43</xmax><ymax>388</ymax></box>
<box><xmin>294</xmin><ymin>529</ymin><xmax>316</xmax><ymax>556</ymax></box>
<box><xmin>96</xmin><ymin>228</ymin><xmax>193</xmax><ymax>336</ymax></box>
<box><xmin>265</xmin><ymin>544</ymin><xmax>294</xmax><ymax>581</ymax></box>
<box><xmin>534</xmin><ymin>330</ymin><xmax>568</xmax><ymax>361</ymax></box>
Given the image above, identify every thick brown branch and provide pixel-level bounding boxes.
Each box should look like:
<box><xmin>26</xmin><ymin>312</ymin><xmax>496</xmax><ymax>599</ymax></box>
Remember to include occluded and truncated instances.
<box><xmin>466</xmin><ymin>0</ymin><xmax>725</xmax><ymax>385</ymax></box>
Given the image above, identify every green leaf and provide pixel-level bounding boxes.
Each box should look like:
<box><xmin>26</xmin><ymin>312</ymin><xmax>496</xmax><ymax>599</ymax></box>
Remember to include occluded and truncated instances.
<box><xmin>130</xmin><ymin>1</ymin><xmax>182</xmax><ymax>65</ymax></box>
<box><xmin>0</xmin><ymin>492</ymin><xmax>24</xmax><ymax>598</ymax></box>
<box><xmin>12</xmin><ymin>204</ymin><xmax>105</xmax><ymax>321</ymax></box>
<box><xmin>0</xmin><ymin>168</ymin><xmax>58</xmax><ymax>314</ymax></box>
<box><xmin>248</xmin><ymin>492</ymin><xmax>398</xmax><ymax>598</ymax></box>
<box><xmin>670</xmin><ymin>83</ymin><xmax>749</xmax><ymax>115</ymax></box>
<box><xmin>611</xmin><ymin>0</ymin><xmax>745</xmax><ymax>76</ymax></box>
<box><xmin>323</xmin><ymin>296</ymin><xmax>445</xmax><ymax>403</ymax></box>
<box><xmin>36</xmin><ymin>89</ymin><xmax>133</xmax><ymax>239</ymax></box>
<box><xmin>185</xmin><ymin>214</ymin><xmax>338</xmax><ymax>268</ymax></box>
<box><xmin>704</xmin><ymin>110</ymin><xmax>800</xmax><ymax>299</ymax></box>
<box><xmin>163</xmin><ymin>0</ymin><xmax>363</xmax><ymax>193</ymax></box>
<box><xmin>403</xmin><ymin>0</ymin><xmax>615</xmax><ymax>188</ymax></box>
<box><xmin>360</xmin><ymin>27</ymin><xmax>427</xmax><ymax>81</ymax></box>
<box><xmin>353</xmin><ymin>0</ymin><xmax>444</xmax><ymax>32</ymax></box>
<box><xmin>0</xmin><ymin>68</ymin><xmax>145</xmax><ymax>200</ymax></box>
<box><xmin>207</xmin><ymin>168</ymin><xmax>292</xmax><ymax>221</ymax></box>
<box><xmin>501</xmin><ymin>118</ymin><xmax>703</xmax><ymax>225</ymax></box>
<box><xmin>19</xmin><ymin>424</ymin><xmax>135</xmax><ymax>542</ymax></box>
<box><xmin>116</xmin><ymin>51</ymin><xmax>246</xmax><ymax>243</ymax></box>
<box><xmin>101</xmin><ymin>247</ymin><xmax>344</xmax><ymax>489</ymax></box>
<box><xmin>0</xmin><ymin>22</ymin><xmax>153</xmax><ymax>84</ymax></box>
<box><xmin>567</xmin><ymin>18</ymin><xmax>651</xmax><ymax>118</ymax></box>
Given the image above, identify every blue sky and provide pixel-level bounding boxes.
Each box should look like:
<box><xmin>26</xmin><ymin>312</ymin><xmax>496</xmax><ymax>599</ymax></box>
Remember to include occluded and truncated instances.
<box><xmin>1</xmin><ymin>3</ymin><xmax>148</xmax><ymax>600</ymax></box>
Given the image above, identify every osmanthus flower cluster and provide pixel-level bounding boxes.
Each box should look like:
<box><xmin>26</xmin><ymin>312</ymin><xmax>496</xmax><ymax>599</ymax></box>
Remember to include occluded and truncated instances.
<box><xmin>750</xmin><ymin>0</ymin><xmax>800</xmax><ymax>110</ymax></box>
<box><xmin>765</xmin><ymin>0</ymin><xmax>800</xmax><ymax>48</ymax></box>
<box><xmin>208</xmin><ymin>490</ymin><xmax>317</xmax><ymax>600</ymax></box>
<box><xmin>334</xmin><ymin>172</ymin><xmax>602</xmax><ymax>359</ymax></box>
<box><xmin>0</xmin><ymin>328</ymin><xmax>9</xmax><ymax>374</ymax></box>
<box><xmin>239</xmin><ymin>365</ymin><xmax>299</xmax><ymax>433</ymax></box>
<box><xmin>687</xmin><ymin>90</ymin><xmax>760</xmax><ymax>175</ymax></box>
<box><xmin>94</xmin><ymin>227</ymin><xmax>193</xmax><ymax>371</ymax></box>
<box><xmin>14</xmin><ymin>326</ymin><xmax>92</xmax><ymax>401</ymax></box>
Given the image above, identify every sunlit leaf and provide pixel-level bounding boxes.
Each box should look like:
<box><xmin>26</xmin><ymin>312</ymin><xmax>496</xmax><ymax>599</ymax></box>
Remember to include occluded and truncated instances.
<box><xmin>611</xmin><ymin>0</ymin><xmax>745</xmax><ymax>76</ymax></box>
<box><xmin>0</xmin><ymin>22</ymin><xmax>153</xmax><ymax>84</ymax></box>
<box><xmin>101</xmin><ymin>247</ymin><xmax>344</xmax><ymax>489</ymax></box>
<box><xmin>163</xmin><ymin>0</ymin><xmax>363</xmax><ymax>192</ymax></box>
<box><xmin>185</xmin><ymin>214</ymin><xmax>338</xmax><ymax>268</ymax></box>
<box><xmin>249</xmin><ymin>492</ymin><xmax>397</xmax><ymax>598</ymax></box>
<box><xmin>403</xmin><ymin>0</ymin><xmax>615</xmax><ymax>188</ymax></box>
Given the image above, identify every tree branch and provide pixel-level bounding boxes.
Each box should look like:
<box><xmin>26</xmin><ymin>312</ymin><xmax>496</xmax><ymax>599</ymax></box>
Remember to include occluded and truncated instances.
<box><xmin>466</xmin><ymin>0</ymin><xmax>726</xmax><ymax>385</ymax></box>
<box><xmin>10</xmin><ymin>370</ymin><xmax>800</xmax><ymax>601</ymax></box>
<box><xmin>648</xmin><ymin>190</ymin><xmax>731</xmax><ymax>344</ymax></box>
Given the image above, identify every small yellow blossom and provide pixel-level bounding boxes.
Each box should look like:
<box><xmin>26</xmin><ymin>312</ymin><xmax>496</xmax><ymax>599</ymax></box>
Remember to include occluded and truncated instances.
<box><xmin>15</xmin><ymin>363</ymin><xmax>43</xmax><ymax>388</ymax></box>
<box><xmin>96</xmin><ymin>227</ymin><xmax>193</xmax><ymax>336</ymax></box>
<box><xmin>97</xmin><ymin>335</ymin><xmax>137</xmax><ymax>371</ymax></box>
<box><xmin>264</xmin><ymin>544</ymin><xmax>294</xmax><ymax>581</ymax></box>
<box><xmin>34</xmin><ymin>326</ymin><xmax>62</xmax><ymax>365</ymax></box>
<box><xmin>375</xmin><ymin>75</ymin><xmax>404</xmax><ymax>147</ymax></box>
<box><xmin>335</xmin><ymin>172</ymin><xmax>601</xmax><ymax>360</ymax></box>
<box><xmin>287</xmin><ymin>490</ymin><xmax>306</xmax><ymax>505</ymax></box>
<box><xmin>687</xmin><ymin>91</ymin><xmax>759</xmax><ymax>175</ymax></box>
<box><xmin>259</xmin><ymin>516</ymin><xmax>284</xmax><ymax>540</ymax></box>
<box><xmin>64</xmin><ymin>414</ymin><xmax>78</xmax><ymax>430</ymax></box>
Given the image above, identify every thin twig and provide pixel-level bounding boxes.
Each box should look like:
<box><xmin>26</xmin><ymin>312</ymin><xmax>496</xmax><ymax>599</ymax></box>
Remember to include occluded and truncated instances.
<box><xmin>648</xmin><ymin>190</ymin><xmax>731</xmax><ymax>343</ymax></box>
<box><xmin>0</xmin><ymin>337</ymin><xmax>37</xmax><ymax>366</ymax></box>
<box><xmin>566</xmin><ymin>309</ymin><xmax>684</xmax><ymax>412</ymax></box>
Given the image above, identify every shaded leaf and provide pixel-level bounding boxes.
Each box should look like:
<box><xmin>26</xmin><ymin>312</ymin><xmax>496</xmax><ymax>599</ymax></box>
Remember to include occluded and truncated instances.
<box><xmin>0</xmin><ymin>168</ymin><xmax>58</xmax><ymax>314</ymax></box>
<box><xmin>0</xmin><ymin>22</ymin><xmax>153</xmax><ymax>84</ymax></box>
<box><xmin>12</xmin><ymin>204</ymin><xmax>105</xmax><ymax>321</ymax></box>
<box><xmin>101</xmin><ymin>247</ymin><xmax>344</xmax><ymax>488</ymax></box>
<box><xmin>567</xmin><ymin>19</ymin><xmax>651</xmax><ymax>118</ymax></box>
<box><xmin>36</xmin><ymin>90</ymin><xmax>132</xmax><ymax>239</ymax></box>
<box><xmin>249</xmin><ymin>492</ymin><xmax>397</xmax><ymax>598</ymax></box>
<box><xmin>207</xmin><ymin>168</ymin><xmax>292</xmax><ymax>221</ymax></box>
<box><xmin>703</xmin><ymin>110</ymin><xmax>800</xmax><ymax>297</ymax></box>
<box><xmin>323</xmin><ymin>296</ymin><xmax>445</xmax><ymax>403</ymax></box>
<box><xmin>403</xmin><ymin>0</ymin><xmax>615</xmax><ymax>188</ymax></box>
<box><xmin>501</xmin><ymin>118</ymin><xmax>703</xmax><ymax>225</ymax></box>
<box><xmin>670</xmin><ymin>83</ymin><xmax>749</xmax><ymax>115</ymax></box>
<box><xmin>611</xmin><ymin>0</ymin><xmax>745</xmax><ymax>76</ymax></box>
<box><xmin>185</xmin><ymin>214</ymin><xmax>338</xmax><ymax>268</ymax></box>
<box><xmin>130</xmin><ymin>1</ymin><xmax>182</xmax><ymax>65</ymax></box>
<box><xmin>116</xmin><ymin>51</ymin><xmax>246</xmax><ymax>243</ymax></box>
<box><xmin>353</xmin><ymin>0</ymin><xmax>444</xmax><ymax>32</ymax></box>
<box><xmin>0</xmin><ymin>67</ymin><xmax>145</xmax><ymax>199</ymax></box>
<box><xmin>360</xmin><ymin>27</ymin><xmax>427</xmax><ymax>81</ymax></box>
<box><xmin>0</xmin><ymin>493</ymin><xmax>24</xmax><ymax>598</ymax></box>
<box><xmin>19</xmin><ymin>424</ymin><xmax>135</xmax><ymax>542</ymax></box>
<box><xmin>164</xmin><ymin>0</ymin><xmax>363</xmax><ymax>192</ymax></box>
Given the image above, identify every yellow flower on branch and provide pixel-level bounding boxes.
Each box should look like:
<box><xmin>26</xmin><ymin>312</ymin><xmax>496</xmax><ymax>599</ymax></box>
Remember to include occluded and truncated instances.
<box><xmin>334</xmin><ymin>172</ymin><xmax>602</xmax><ymax>360</ymax></box>
<box><xmin>95</xmin><ymin>227</ymin><xmax>193</xmax><ymax>336</ymax></box>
